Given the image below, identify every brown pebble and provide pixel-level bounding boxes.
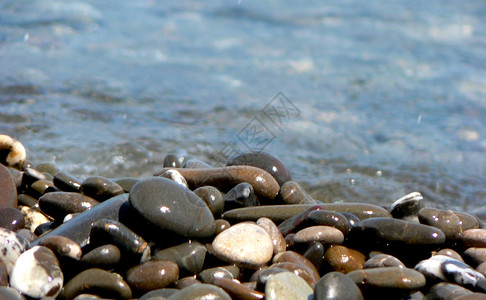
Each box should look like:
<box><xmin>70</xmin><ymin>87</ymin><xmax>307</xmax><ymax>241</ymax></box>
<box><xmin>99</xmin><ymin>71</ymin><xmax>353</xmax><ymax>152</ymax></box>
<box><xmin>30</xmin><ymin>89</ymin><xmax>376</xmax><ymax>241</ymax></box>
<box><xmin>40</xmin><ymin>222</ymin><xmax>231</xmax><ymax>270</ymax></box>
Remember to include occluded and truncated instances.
<box><xmin>324</xmin><ymin>245</ymin><xmax>366</xmax><ymax>274</ymax></box>
<box><xmin>0</xmin><ymin>207</ymin><xmax>25</xmax><ymax>231</ymax></box>
<box><xmin>462</xmin><ymin>247</ymin><xmax>486</xmax><ymax>266</ymax></box>
<box><xmin>215</xmin><ymin>219</ymin><xmax>231</xmax><ymax>235</ymax></box>
<box><xmin>37</xmin><ymin>235</ymin><xmax>82</xmax><ymax>260</ymax></box>
<box><xmin>213</xmin><ymin>278</ymin><xmax>264</xmax><ymax>300</ymax></box>
<box><xmin>461</xmin><ymin>229</ymin><xmax>486</xmax><ymax>247</ymax></box>
<box><xmin>256</xmin><ymin>217</ymin><xmax>286</xmax><ymax>255</ymax></box>
<box><xmin>364</xmin><ymin>254</ymin><xmax>405</xmax><ymax>269</ymax></box>
<box><xmin>0</xmin><ymin>164</ymin><xmax>17</xmax><ymax>208</ymax></box>
<box><xmin>293</xmin><ymin>225</ymin><xmax>344</xmax><ymax>244</ymax></box>
<box><xmin>126</xmin><ymin>260</ymin><xmax>179</xmax><ymax>292</ymax></box>
<box><xmin>174</xmin><ymin>276</ymin><xmax>201</xmax><ymax>289</ymax></box>
<box><xmin>268</xmin><ymin>262</ymin><xmax>317</xmax><ymax>287</ymax></box>
<box><xmin>273</xmin><ymin>251</ymin><xmax>320</xmax><ymax>283</ymax></box>
<box><xmin>436</xmin><ymin>248</ymin><xmax>465</xmax><ymax>263</ymax></box>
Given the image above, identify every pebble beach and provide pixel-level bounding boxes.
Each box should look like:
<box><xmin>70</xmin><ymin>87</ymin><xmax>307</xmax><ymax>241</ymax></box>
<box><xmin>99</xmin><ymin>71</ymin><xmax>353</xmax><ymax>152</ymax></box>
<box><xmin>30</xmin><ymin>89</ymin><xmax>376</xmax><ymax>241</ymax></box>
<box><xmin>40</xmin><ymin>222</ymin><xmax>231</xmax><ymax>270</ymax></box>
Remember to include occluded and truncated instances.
<box><xmin>1</xmin><ymin>133</ymin><xmax>486</xmax><ymax>300</ymax></box>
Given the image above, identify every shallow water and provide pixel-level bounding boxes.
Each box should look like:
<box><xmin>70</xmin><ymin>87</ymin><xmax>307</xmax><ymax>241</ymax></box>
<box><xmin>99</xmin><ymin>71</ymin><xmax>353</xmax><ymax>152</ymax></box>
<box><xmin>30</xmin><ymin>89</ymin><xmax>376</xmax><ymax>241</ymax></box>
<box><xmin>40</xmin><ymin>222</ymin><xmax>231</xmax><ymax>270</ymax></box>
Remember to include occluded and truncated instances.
<box><xmin>1</xmin><ymin>1</ymin><xmax>485</xmax><ymax>213</ymax></box>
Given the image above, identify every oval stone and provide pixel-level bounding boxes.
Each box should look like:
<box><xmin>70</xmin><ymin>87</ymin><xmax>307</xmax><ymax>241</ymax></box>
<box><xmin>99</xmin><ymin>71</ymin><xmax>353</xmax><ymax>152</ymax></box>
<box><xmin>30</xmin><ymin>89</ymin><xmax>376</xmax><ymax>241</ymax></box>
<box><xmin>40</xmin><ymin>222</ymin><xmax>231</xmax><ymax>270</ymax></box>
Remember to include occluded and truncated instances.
<box><xmin>153</xmin><ymin>241</ymin><xmax>207</xmax><ymax>274</ymax></box>
<box><xmin>257</xmin><ymin>217</ymin><xmax>286</xmax><ymax>255</ymax></box>
<box><xmin>279</xmin><ymin>181</ymin><xmax>316</xmax><ymax>204</ymax></box>
<box><xmin>0</xmin><ymin>135</ymin><xmax>26</xmax><ymax>169</ymax></box>
<box><xmin>265</xmin><ymin>272</ymin><xmax>313</xmax><ymax>300</ymax></box>
<box><xmin>38</xmin><ymin>192</ymin><xmax>99</xmax><ymax>220</ymax></box>
<box><xmin>461</xmin><ymin>229</ymin><xmax>486</xmax><ymax>247</ymax></box>
<box><xmin>37</xmin><ymin>235</ymin><xmax>82</xmax><ymax>260</ymax></box>
<box><xmin>464</xmin><ymin>247</ymin><xmax>486</xmax><ymax>266</ymax></box>
<box><xmin>129</xmin><ymin>177</ymin><xmax>215</xmax><ymax>238</ymax></box>
<box><xmin>325</xmin><ymin>245</ymin><xmax>366</xmax><ymax>274</ymax></box>
<box><xmin>347</xmin><ymin>267</ymin><xmax>426</xmax><ymax>290</ymax></box>
<box><xmin>194</xmin><ymin>186</ymin><xmax>224</xmax><ymax>216</ymax></box>
<box><xmin>388</xmin><ymin>192</ymin><xmax>424</xmax><ymax>222</ymax></box>
<box><xmin>167</xmin><ymin>283</ymin><xmax>231</xmax><ymax>300</ymax></box>
<box><xmin>126</xmin><ymin>260</ymin><xmax>179</xmax><ymax>291</ymax></box>
<box><xmin>0</xmin><ymin>228</ymin><xmax>29</xmax><ymax>274</ymax></box>
<box><xmin>418</xmin><ymin>207</ymin><xmax>462</xmax><ymax>240</ymax></box>
<box><xmin>293</xmin><ymin>226</ymin><xmax>344</xmax><ymax>244</ymax></box>
<box><xmin>314</xmin><ymin>272</ymin><xmax>364</xmax><ymax>300</ymax></box>
<box><xmin>81</xmin><ymin>244</ymin><xmax>121</xmax><ymax>269</ymax></box>
<box><xmin>81</xmin><ymin>176</ymin><xmax>124</xmax><ymax>202</ymax></box>
<box><xmin>10</xmin><ymin>246</ymin><xmax>63</xmax><ymax>298</ymax></box>
<box><xmin>213</xmin><ymin>278</ymin><xmax>264</xmax><ymax>300</ymax></box>
<box><xmin>364</xmin><ymin>254</ymin><xmax>405</xmax><ymax>269</ymax></box>
<box><xmin>0</xmin><ymin>207</ymin><xmax>24</xmax><ymax>231</ymax></box>
<box><xmin>212</xmin><ymin>222</ymin><xmax>273</xmax><ymax>269</ymax></box>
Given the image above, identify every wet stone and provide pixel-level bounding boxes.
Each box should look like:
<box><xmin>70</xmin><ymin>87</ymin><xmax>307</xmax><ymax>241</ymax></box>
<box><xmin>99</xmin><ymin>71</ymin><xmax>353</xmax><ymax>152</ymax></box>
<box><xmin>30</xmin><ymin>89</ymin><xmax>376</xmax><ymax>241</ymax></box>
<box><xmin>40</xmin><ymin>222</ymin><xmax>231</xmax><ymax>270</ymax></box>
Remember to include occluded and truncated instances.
<box><xmin>314</xmin><ymin>271</ymin><xmax>364</xmax><ymax>300</ymax></box>
<box><xmin>113</xmin><ymin>177</ymin><xmax>139</xmax><ymax>192</ymax></box>
<box><xmin>10</xmin><ymin>246</ymin><xmax>63</xmax><ymax>298</ymax></box>
<box><xmin>388</xmin><ymin>192</ymin><xmax>425</xmax><ymax>223</ymax></box>
<box><xmin>0</xmin><ymin>228</ymin><xmax>30</xmax><ymax>274</ymax></box>
<box><xmin>167</xmin><ymin>283</ymin><xmax>231</xmax><ymax>300</ymax></box>
<box><xmin>454</xmin><ymin>211</ymin><xmax>480</xmax><ymax>231</ymax></box>
<box><xmin>213</xmin><ymin>278</ymin><xmax>265</xmax><ymax>300</ymax></box>
<box><xmin>81</xmin><ymin>176</ymin><xmax>124</xmax><ymax>202</ymax></box>
<box><xmin>418</xmin><ymin>207</ymin><xmax>463</xmax><ymax>240</ymax></box>
<box><xmin>90</xmin><ymin>219</ymin><xmax>150</xmax><ymax>264</ymax></box>
<box><xmin>293</xmin><ymin>225</ymin><xmax>344</xmax><ymax>245</ymax></box>
<box><xmin>0</xmin><ymin>135</ymin><xmax>26</xmax><ymax>169</ymax></box>
<box><xmin>37</xmin><ymin>235</ymin><xmax>82</xmax><ymax>260</ymax></box>
<box><xmin>325</xmin><ymin>245</ymin><xmax>366</xmax><ymax>274</ymax></box>
<box><xmin>0</xmin><ymin>286</ymin><xmax>26</xmax><ymax>300</ymax></box>
<box><xmin>38</xmin><ymin>191</ymin><xmax>100</xmax><ymax>220</ymax></box>
<box><xmin>129</xmin><ymin>177</ymin><xmax>215</xmax><ymax>238</ymax></box>
<box><xmin>198</xmin><ymin>267</ymin><xmax>234</xmax><ymax>284</ymax></box>
<box><xmin>306</xmin><ymin>210</ymin><xmax>352</xmax><ymax>234</ymax></box>
<box><xmin>303</xmin><ymin>241</ymin><xmax>325</xmax><ymax>271</ymax></box>
<box><xmin>53</xmin><ymin>171</ymin><xmax>82</xmax><ymax>193</ymax></box>
<box><xmin>256</xmin><ymin>268</ymin><xmax>289</xmax><ymax>287</ymax></box>
<box><xmin>257</xmin><ymin>217</ymin><xmax>286</xmax><ymax>255</ymax></box>
<box><xmin>126</xmin><ymin>260</ymin><xmax>179</xmax><ymax>292</ymax></box>
<box><xmin>36</xmin><ymin>163</ymin><xmax>59</xmax><ymax>176</ymax></box>
<box><xmin>265</xmin><ymin>271</ymin><xmax>313</xmax><ymax>300</ymax></box>
<box><xmin>462</xmin><ymin>247</ymin><xmax>486</xmax><ymax>267</ymax></box>
<box><xmin>183</xmin><ymin>158</ymin><xmax>212</xmax><ymax>169</ymax></box>
<box><xmin>158</xmin><ymin>169</ymin><xmax>188</xmax><ymax>188</ymax></box>
<box><xmin>214</xmin><ymin>219</ymin><xmax>231</xmax><ymax>235</ymax></box>
<box><xmin>461</xmin><ymin>229</ymin><xmax>486</xmax><ymax>247</ymax></box>
<box><xmin>279</xmin><ymin>181</ymin><xmax>316</xmax><ymax>204</ymax></box>
<box><xmin>62</xmin><ymin>268</ymin><xmax>132</xmax><ymax>299</ymax></box>
<box><xmin>268</xmin><ymin>262</ymin><xmax>317</xmax><ymax>287</ymax></box>
<box><xmin>174</xmin><ymin>276</ymin><xmax>201</xmax><ymax>289</ymax></box>
<box><xmin>227</xmin><ymin>151</ymin><xmax>292</xmax><ymax>186</ymax></box>
<box><xmin>223</xmin><ymin>182</ymin><xmax>259</xmax><ymax>210</ymax></box>
<box><xmin>0</xmin><ymin>207</ymin><xmax>25</xmax><ymax>231</ymax></box>
<box><xmin>81</xmin><ymin>244</ymin><xmax>121</xmax><ymax>269</ymax></box>
<box><xmin>138</xmin><ymin>288</ymin><xmax>179</xmax><ymax>300</ymax></box>
<box><xmin>17</xmin><ymin>193</ymin><xmax>37</xmax><ymax>207</ymax></box>
<box><xmin>273</xmin><ymin>251</ymin><xmax>320</xmax><ymax>284</ymax></box>
<box><xmin>0</xmin><ymin>163</ymin><xmax>17</xmax><ymax>208</ymax></box>
<box><xmin>347</xmin><ymin>267</ymin><xmax>426</xmax><ymax>292</ymax></box>
<box><xmin>212</xmin><ymin>222</ymin><xmax>273</xmax><ymax>269</ymax></box>
<box><xmin>194</xmin><ymin>186</ymin><xmax>225</xmax><ymax>216</ymax></box>
<box><xmin>27</xmin><ymin>179</ymin><xmax>55</xmax><ymax>198</ymax></box>
<box><xmin>426</xmin><ymin>282</ymin><xmax>474</xmax><ymax>300</ymax></box>
<box><xmin>437</xmin><ymin>248</ymin><xmax>465</xmax><ymax>263</ymax></box>
<box><xmin>153</xmin><ymin>240</ymin><xmax>207</xmax><ymax>275</ymax></box>
<box><xmin>364</xmin><ymin>254</ymin><xmax>405</xmax><ymax>269</ymax></box>
<box><xmin>163</xmin><ymin>154</ymin><xmax>182</xmax><ymax>168</ymax></box>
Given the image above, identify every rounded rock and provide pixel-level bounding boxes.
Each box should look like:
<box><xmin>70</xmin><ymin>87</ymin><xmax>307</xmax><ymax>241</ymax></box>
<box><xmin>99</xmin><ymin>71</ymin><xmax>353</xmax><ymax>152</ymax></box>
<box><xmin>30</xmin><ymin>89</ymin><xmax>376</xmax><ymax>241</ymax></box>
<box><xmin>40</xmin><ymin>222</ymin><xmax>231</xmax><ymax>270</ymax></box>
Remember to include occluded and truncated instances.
<box><xmin>212</xmin><ymin>222</ymin><xmax>273</xmax><ymax>269</ymax></box>
<box><xmin>0</xmin><ymin>207</ymin><xmax>24</xmax><ymax>231</ymax></box>
<box><xmin>0</xmin><ymin>228</ymin><xmax>30</xmax><ymax>274</ymax></box>
<box><xmin>257</xmin><ymin>217</ymin><xmax>286</xmax><ymax>255</ymax></box>
<box><xmin>10</xmin><ymin>246</ymin><xmax>63</xmax><ymax>298</ymax></box>
<box><xmin>0</xmin><ymin>135</ymin><xmax>26</xmax><ymax>169</ymax></box>
<box><xmin>153</xmin><ymin>241</ymin><xmax>207</xmax><ymax>275</ymax></box>
<box><xmin>129</xmin><ymin>177</ymin><xmax>215</xmax><ymax>238</ymax></box>
<box><xmin>461</xmin><ymin>229</ymin><xmax>486</xmax><ymax>247</ymax></box>
<box><xmin>167</xmin><ymin>283</ymin><xmax>231</xmax><ymax>300</ymax></box>
<box><xmin>314</xmin><ymin>271</ymin><xmax>364</xmax><ymax>300</ymax></box>
<box><xmin>265</xmin><ymin>271</ymin><xmax>313</xmax><ymax>300</ymax></box>
<box><xmin>325</xmin><ymin>245</ymin><xmax>366</xmax><ymax>274</ymax></box>
<box><xmin>347</xmin><ymin>267</ymin><xmax>426</xmax><ymax>291</ymax></box>
<box><xmin>81</xmin><ymin>244</ymin><xmax>121</xmax><ymax>269</ymax></box>
<box><xmin>293</xmin><ymin>225</ymin><xmax>344</xmax><ymax>244</ymax></box>
<box><xmin>279</xmin><ymin>181</ymin><xmax>316</xmax><ymax>204</ymax></box>
<box><xmin>364</xmin><ymin>254</ymin><xmax>405</xmax><ymax>269</ymax></box>
<box><xmin>194</xmin><ymin>186</ymin><xmax>224</xmax><ymax>216</ymax></box>
<box><xmin>81</xmin><ymin>176</ymin><xmax>124</xmax><ymax>202</ymax></box>
<box><xmin>37</xmin><ymin>235</ymin><xmax>82</xmax><ymax>260</ymax></box>
<box><xmin>38</xmin><ymin>192</ymin><xmax>99</xmax><ymax>220</ymax></box>
<box><xmin>126</xmin><ymin>260</ymin><xmax>179</xmax><ymax>292</ymax></box>
<box><xmin>418</xmin><ymin>207</ymin><xmax>462</xmax><ymax>240</ymax></box>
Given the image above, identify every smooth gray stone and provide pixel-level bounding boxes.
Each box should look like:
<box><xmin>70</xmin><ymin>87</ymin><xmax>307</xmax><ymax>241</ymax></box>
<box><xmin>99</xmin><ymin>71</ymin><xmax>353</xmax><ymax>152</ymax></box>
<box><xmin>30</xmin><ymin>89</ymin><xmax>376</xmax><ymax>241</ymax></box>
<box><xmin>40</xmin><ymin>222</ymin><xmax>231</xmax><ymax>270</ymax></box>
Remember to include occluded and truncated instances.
<box><xmin>314</xmin><ymin>272</ymin><xmax>363</xmax><ymax>300</ymax></box>
<box><xmin>81</xmin><ymin>176</ymin><xmax>124</xmax><ymax>202</ymax></box>
<box><xmin>129</xmin><ymin>177</ymin><xmax>215</xmax><ymax>238</ymax></box>
<box><xmin>198</xmin><ymin>267</ymin><xmax>234</xmax><ymax>284</ymax></box>
<box><xmin>167</xmin><ymin>283</ymin><xmax>231</xmax><ymax>300</ymax></box>
<box><xmin>364</xmin><ymin>254</ymin><xmax>405</xmax><ymax>269</ymax></box>
<box><xmin>32</xmin><ymin>194</ymin><xmax>129</xmax><ymax>247</ymax></box>
<box><xmin>38</xmin><ymin>192</ymin><xmax>100</xmax><ymax>220</ymax></box>
<box><xmin>153</xmin><ymin>241</ymin><xmax>207</xmax><ymax>274</ymax></box>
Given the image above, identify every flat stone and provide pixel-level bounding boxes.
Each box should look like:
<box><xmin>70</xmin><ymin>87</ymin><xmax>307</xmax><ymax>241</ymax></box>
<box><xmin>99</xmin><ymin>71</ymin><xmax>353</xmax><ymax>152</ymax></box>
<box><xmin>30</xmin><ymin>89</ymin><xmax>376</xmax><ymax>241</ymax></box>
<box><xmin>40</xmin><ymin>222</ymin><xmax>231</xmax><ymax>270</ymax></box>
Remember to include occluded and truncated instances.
<box><xmin>61</xmin><ymin>268</ymin><xmax>132</xmax><ymax>299</ymax></box>
<box><xmin>364</xmin><ymin>254</ymin><xmax>405</xmax><ymax>269</ymax></box>
<box><xmin>38</xmin><ymin>192</ymin><xmax>99</xmax><ymax>220</ymax></box>
<box><xmin>227</xmin><ymin>151</ymin><xmax>292</xmax><ymax>186</ymax></box>
<box><xmin>461</xmin><ymin>229</ymin><xmax>486</xmax><ymax>247</ymax></box>
<box><xmin>257</xmin><ymin>217</ymin><xmax>286</xmax><ymax>255</ymax></box>
<box><xmin>306</xmin><ymin>210</ymin><xmax>352</xmax><ymax>234</ymax></box>
<box><xmin>154</xmin><ymin>166</ymin><xmax>280</xmax><ymax>199</ymax></box>
<box><xmin>167</xmin><ymin>283</ymin><xmax>231</xmax><ymax>300</ymax></box>
<box><xmin>0</xmin><ymin>207</ymin><xmax>24</xmax><ymax>231</ymax></box>
<box><xmin>293</xmin><ymin>225</ymin><xmax>344</xmax><ymax>244</ymax></box>
<box><xmin>213</xmin><ymin>278</ymin><xmax>264</xmax><ymax>300</ymax></box>
<box><xmin>0</xmin><ymin>228</ymin><xmax>30</xmax><ymax>274</ymax></box>
<box><xmin>347</xmin><ymin>267</ymin><xmax>426</xmax><ymax>290</ymax></box>
<box><xmin>279</xmin><ymin>181</ymin><xmax>316</xmax><ymax>204</ymax></box>
<box><xmin>265</xmin><ymin>272</ymin><xmax>313</xmax><ymax>300</ymax></box>
<box><xmin>325</xmin><ymin>245</ymin><xmax>366</xmax><ymax>274</ymax></box>
<box><xmin>0</xmin><ymin>164</ymin><xmax>17</xmax><ymax>208</ymax></box>
<box><xmin>129</xmin><ymin>177</ymin><xmax>215</xmax><ymax>238</ymax></box>
<box><xmin>314</xmin><ymin>271</ymin><xmax>364</xmax><ymax>300</ymax></box>
<box><xmin>37</xmin><ymin>235</ymin><xmax>82</xmax><ymax>260</ymax></box>
<box><xmin>126</xmin><ymin>260</ymin><xmax>179</xmax><ymax>291</ymax></box>
<box><xmin>153</xmin><ymin>241</ymin><xmax>207</xmax><ymax>274</ymax></box>
<box><xmin>272</xmin><ymin>251</ymin><xmax>320</xmax><ymax>284</ymax></box>
<box><xmin>10</xmin><ymin>246</ymin><xmax>63</xmax><ymax>298</ymax></box>
<box><xmin>212</xmin><ymin>222</ymin><xmax>273</xmax><ymax>269</ymax></box>
<box><xmin>418</xmin><ymin>207</ymin><xmax>462</xmax><ymax>240</ymax></box>
<box><xmin>198</xmin><ymin>267</ymin><xmax>234</xmax><ymax>284</ymax></box>
<box><xmin>81</xmin><ymin>176</ymin><xmax>124</xmax><ymax>202</ymax></box>
<box><xmin>223</xmin><ymin>203</ymin><xmax>391</xmax><ymax>224</ymax></box>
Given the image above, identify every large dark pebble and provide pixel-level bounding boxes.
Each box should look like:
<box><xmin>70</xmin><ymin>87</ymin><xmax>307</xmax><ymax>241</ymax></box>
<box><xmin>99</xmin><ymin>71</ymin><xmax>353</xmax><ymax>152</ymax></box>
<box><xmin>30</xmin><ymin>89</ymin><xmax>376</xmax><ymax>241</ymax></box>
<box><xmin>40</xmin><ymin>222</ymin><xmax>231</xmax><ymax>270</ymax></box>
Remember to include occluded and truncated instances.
<box><xmin>39</xmin><ymin>192</ymin><xmax>99</xmax><ymax>220</ymax></box>
<box><xmin>81</xmin><ymin>176</ymin><xmax>124</xmax><ymax>202</ymax></box>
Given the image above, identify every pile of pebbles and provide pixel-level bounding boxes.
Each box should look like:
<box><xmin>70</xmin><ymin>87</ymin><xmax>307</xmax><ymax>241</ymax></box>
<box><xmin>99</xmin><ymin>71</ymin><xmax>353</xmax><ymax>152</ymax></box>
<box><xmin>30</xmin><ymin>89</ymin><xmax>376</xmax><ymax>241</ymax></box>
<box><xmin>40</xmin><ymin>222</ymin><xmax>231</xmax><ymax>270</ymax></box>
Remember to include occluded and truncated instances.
<box><xmin>1</xmin><ymin>133</ymin><xmax>486</xmax><ymax>300</ymax></box>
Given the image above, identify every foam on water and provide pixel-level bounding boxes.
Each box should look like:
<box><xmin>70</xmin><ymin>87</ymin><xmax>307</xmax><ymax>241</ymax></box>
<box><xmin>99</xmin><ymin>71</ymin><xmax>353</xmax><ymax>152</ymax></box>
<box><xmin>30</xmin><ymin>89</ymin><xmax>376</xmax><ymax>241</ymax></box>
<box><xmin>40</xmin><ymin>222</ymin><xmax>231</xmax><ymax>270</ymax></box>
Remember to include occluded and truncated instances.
<box><xmin>1</xmin><ymin>0</ymin><xmax>485</xmax><ymax>213</ymax></box>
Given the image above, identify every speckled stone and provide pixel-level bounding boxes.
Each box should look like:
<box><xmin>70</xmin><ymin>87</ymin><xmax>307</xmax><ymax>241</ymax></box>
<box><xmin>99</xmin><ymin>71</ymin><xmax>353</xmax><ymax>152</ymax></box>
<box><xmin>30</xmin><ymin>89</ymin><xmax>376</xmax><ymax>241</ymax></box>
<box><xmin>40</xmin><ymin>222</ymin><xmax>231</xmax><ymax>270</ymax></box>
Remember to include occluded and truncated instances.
<box><xmin>314</xmin><ymin>271</ymin><xmax>364</xmax><ymax>300</ymax></box>
<box><xmin>81</xmin><ymin>176</ymin><xmax>124</xmax><ymax>202</ymax></box>
<box><xmin>265</xmin><ymin>271</ymin><xmax>313</xmax><ymax>300</ymax></box>
<box><xmin>38</xmin><ymin>191</ymin><xmax>100</xmax><ymax>220</ymax></box>
<box><xmin>364</xmin><ymin>254</ymin><xmax>405</xmax><ymax>269</ymax></box>
<box><xmin>126</xmin><ymin>260</ymin><xmax>179</xmax><ymax>292</ymax></box>
<box><xmin>418</xmin><ymin>207</ymin><xmax>462</xmax><ymax>240</ymax></box>
<box><xmin>194</xmin><ymin>186</ymin><xmax>225</xmax><ymax>216</ymax></box>
<box><xmin>166</xmin><ymin>283</ymin><xmax>231</xmax><ymax>300</ymax></box>
<box><xmin>10</xmin><ymin>246</ymin><xmax>63</xmax><ymax>298</ymax></box>
<box><xmin>19</xmin><ymin>205</ymin><xmax>50</xmax><ymax>232</ymax></box>
<box><xmin>0</xmin><ymin>135</ymin><xmax>26</xmax><ymax>169</ymax></box>
<box><xmin>153</xmin><ymin>241</ymin><xmax>207</xmax><ymax>274</ymax></box>
<box><xmin>0</xmin><ymin>207</ymin><xmax>24</xmax><ymax>231</ymax></box>
<box><xmin>461</xmin><ymin>229</ymin><xmax>486</xmax><ymax>247</ymax></box>
<box><xmin>212</xmin><ymin>222</ymin><xmax>273</xmax><ymax>269</ymax></box>
<box><xmin>325</xmin><ymin>245</ymin><xmax>366</xmax><ymax>274</ymax></box>
<box><xmin>37</xmin><ymin>235</ymin><xmax>82</xmax><ymax>260</ymax></box>
<box><xmin>129</xmin><ymin>177</ymin><xmax>215</xmax><ymax>238</ymax></box>
<box><xmin>293</xmin><ymin>225</ymin><xmax>344</xmax><ymax>245</ymax></box>
<box><xmin>0</xmin><ymin>228</ymin><xmax>30</xmax><ymax>274</ymax></box>
<box><xmin>0</xmin><ymin>164</ymin><xmax>17</xmax><ymax>208</ymax></box>
<box><xmin>61</xmin><ymin>268</ymin><xmax>132</xmax><ymax>299</ymax></box>
<box><xmin>279</xmin><ymin>181</ymin><xmax>316</xmax><ymax>204</ymax></box>
<box><xmin>227</xmin><ymin>151</ymin><xmax>292</xmax><ymax>186</ymax></box>
<box><xmin>257</xmin><ymin>217</ymin><xmax>286</xmax><ymax>255</ymax></box>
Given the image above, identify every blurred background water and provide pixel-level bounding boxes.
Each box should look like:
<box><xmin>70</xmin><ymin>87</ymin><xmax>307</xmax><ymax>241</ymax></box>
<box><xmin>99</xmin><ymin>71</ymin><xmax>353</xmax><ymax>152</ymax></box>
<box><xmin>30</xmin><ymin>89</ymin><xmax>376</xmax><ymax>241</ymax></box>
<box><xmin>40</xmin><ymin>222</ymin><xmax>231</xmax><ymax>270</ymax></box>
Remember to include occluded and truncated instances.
<box><xmin>1</xmin><ymin>1</ymin><xmax>485</xmax><ymax>213</ymax></box>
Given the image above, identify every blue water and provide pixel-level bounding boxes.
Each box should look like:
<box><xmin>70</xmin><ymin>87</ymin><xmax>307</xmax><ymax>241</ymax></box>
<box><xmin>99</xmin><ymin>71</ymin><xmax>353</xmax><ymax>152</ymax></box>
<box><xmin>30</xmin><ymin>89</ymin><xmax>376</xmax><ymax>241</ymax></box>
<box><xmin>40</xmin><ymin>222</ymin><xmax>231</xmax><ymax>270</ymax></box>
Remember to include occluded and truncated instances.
<box><xmin>1</xmin><ymin>1</ymin><xmax>485</xmax><ymax>213</ymax></box>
